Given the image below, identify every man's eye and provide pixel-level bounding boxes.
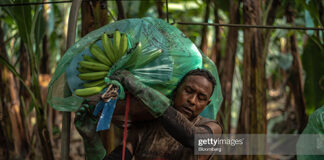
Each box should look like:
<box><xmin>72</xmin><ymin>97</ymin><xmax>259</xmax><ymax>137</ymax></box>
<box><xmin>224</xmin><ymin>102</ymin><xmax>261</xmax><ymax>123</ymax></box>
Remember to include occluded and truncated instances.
<box><xmin>198</xmin><ymin>95</ymin><xmax>207</xmax><ymax>101</ymax></box>
<box><xmin>185</xmin><ymin>88</ymin><xmax>193</xmax><ymax>93</ymax></box>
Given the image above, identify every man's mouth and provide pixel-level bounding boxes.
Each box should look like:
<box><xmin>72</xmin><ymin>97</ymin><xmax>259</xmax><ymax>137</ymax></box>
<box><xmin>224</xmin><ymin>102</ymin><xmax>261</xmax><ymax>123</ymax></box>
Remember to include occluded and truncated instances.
<box><xmin>181</xmin><ymin>106</ymin><xmax>193</xmax><ymax>117</ymax></box>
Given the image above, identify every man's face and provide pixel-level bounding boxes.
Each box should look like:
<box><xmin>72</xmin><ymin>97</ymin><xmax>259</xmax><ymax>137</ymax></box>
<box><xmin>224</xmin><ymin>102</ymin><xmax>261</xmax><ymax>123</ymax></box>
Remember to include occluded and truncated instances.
<box><xmin>174</xmin><ymin>75</ymin><xmax>213</xmax><ymax>120</ymax></box>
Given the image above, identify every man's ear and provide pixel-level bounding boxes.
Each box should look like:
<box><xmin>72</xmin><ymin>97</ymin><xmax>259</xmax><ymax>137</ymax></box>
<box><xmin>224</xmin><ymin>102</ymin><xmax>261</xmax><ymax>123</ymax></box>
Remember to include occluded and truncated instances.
<box><xmin>207</xmin><ymin>99</ymin><xmax>211</xmax><ymax>106</ymax></box>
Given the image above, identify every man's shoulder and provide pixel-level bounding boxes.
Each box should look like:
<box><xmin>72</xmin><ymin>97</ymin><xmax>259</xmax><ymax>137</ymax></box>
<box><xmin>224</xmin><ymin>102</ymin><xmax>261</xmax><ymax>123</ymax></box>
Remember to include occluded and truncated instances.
<box><xmin>195</xmin><ymin>116</ymin><xmax>217</xmax><ymax>124</ymax></box>
<box><xmin>196</xmin><ymin>116</ymin><xmax>223</xmax><ymax>134</ymax></box>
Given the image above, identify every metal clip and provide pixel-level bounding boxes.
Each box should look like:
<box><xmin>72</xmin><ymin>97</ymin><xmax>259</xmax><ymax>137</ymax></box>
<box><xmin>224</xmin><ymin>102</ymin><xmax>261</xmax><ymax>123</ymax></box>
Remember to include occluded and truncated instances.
<box><xmin>101</xmin><ymin>84</ymin><xmax>119</xmax><ymax>102</ymax></box>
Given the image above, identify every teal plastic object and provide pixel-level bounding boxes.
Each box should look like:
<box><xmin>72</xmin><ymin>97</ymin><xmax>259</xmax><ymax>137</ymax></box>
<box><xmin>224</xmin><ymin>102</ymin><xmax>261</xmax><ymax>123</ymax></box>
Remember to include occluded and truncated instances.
<box><xmin>47</xmin><ymin>17</ymin><xmax>222</xmax><ymax>120</ymax></box>
<box><xmin>297</xmin><ymin>106</ymin><xmax>324</xmax><ymax>160</ymax></box>
<box><xmin>200</xmin><ymin>52</ymin><xmax>223</xmax><ymax>119</ymax></box>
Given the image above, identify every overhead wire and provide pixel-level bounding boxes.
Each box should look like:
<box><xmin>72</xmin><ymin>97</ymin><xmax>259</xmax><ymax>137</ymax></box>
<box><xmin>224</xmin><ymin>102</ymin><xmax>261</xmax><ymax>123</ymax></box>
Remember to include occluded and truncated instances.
<box><xmin>0</xmin><ymin>0</ymin><xmax>73</xmax><ymax>6</ymax></box>
<box><xmin>173</xmin><ymin>21</ymin><xmax>324</xmax><ymax>31</ymax></box>
<box><xmin>0</xmin><ymin>0</ymin><xmax>162</xmax><ymax>7</ymax></box>
<box><xmin>0</xmin><ymin>0</ymin><xmax>323</xmax><ymax>31</ymax></box>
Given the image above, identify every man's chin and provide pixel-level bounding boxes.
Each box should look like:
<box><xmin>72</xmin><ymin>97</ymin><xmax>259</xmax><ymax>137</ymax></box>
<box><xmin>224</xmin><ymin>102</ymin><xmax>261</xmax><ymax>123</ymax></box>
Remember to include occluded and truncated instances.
<box><xmin>178</xmin><ymin>110</ymin><xmax>190</xmax><ymax>119</ymax></box>
<box><xmin>185</xmin><ymin>114</ymin><xmax>192</xmax><ymax>120</ymax></box>
<box><xmin>174</xmin><ymin>106</ymin><xmax>194</xmax><ymax>119</ymax></box>
<box><xmin>182</xmin><ymin>111</ymin><xmax>195</xmax><ymax>120</ymax></box>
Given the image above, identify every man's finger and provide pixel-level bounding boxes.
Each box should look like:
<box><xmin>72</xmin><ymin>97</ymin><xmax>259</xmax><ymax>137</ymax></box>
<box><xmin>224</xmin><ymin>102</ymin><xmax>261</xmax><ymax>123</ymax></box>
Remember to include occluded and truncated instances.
<box><xmin>88</xmin><ymin>104</ymin><xmax>95</xmax><ymax>114</ymax></box>
<box><xmin>109</xmin><ymin>75</ymin><xmax>122</xmax><ymax>82</ymax></box>
<box><xmin>74</xmin><ymin>111</ymin><xmax>83</xmax><ymax>125</ymax></box>
<box><xmin>76</xmin><ymin>112</ymin><xmax>82</xmax><ymax>116</ymax></box>
<box><xmin>80</xmin><ymin>106</ymin><xmax>86</xmax><ymax>112</ymax></box>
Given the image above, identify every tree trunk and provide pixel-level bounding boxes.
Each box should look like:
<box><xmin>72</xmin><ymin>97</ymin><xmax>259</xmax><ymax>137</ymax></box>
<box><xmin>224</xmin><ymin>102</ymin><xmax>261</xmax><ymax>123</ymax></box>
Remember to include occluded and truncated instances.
<box><xmin>40</xmin><ymin>35</ymin><xmax>50</xmax><ymax>74</ymax></box>
<box><xmin>218</xmin><ymin>0</ymin><xmax>240</xmax><ymax>134</ymax></box>
<box><xmin>156</xmin><ymin>1</ymin><xmax>164</xmax><ymax>19</ymax></box>
<box><xmin>18</xmin><ymin>42</ymin><xmax>33</xmax><ymax>158</ymax></box>
<box><xmin>28</xmin><ymin>8</ymin><xmax>54</xmax><ymax>160</ymax></box>
<box><xmin>320</xmin><ymin>1</ymin><xmax>324</xmax><ymax>44</ymax></box>
<box><xmin>116</xmin><ymin>0</ymin><xmax>125</xmax><ymax>20</ymax></box>
<box><xmin>285</xmin><ymin>4</ymin><xmax>307</xmax><ymax>133</ymax></box>
<box><xmin>81</xmin><ymin>0</ymin><xmax>116</xmax><ymax>155</ymax></box>
<box><xmin>81</xmin><ymin>0</ymin><xmax>109</xmax><ymax>36</ymax></box>
<box><xmin>36</xmin><ymin>104</ymin><xmax>54</xmax><ymax>160</ymax></box>
<box><xmin>0</xmin><ymin>24</ymin><xmax>14</xmax><ymax>160</ymax></box>
<box><xmin>0</xmin><ymin>104</ymin><xmax>14</xmax><ymax>159</ymax></box>
<box><xmin>200</xmin><ymin>0</ymin><xmax>210</xmax><ymax>54</ymax></box>
<box><xmin>29</xmin><ymin>60</ymin><xmax>54</xmax><ymax>160</ymax></box>
<box><xmin>235</xmin><ymin>1</ymin><xmax>281</xmax><ymax>159</ymax></box>
<box><xmin>19</xmin><ymin>42</ymin><xmax>31</xmax><ymax>115</ymax></box>
<box><xmin>42</xmin><ymin>2</ymin><xmax>56</xmax><ymax>149</ymax></box>
<box><xmin>242</xmin><ymin>0</ymin><xmax>266</xmax><ymax>133</ymax></box>
<box><xmin>210</xmin><ymin>2</ymin><xmax>222</xmax><ymax>67</ymax></box>
<box><xmin>263</xmin><ymin>0</ymin><xmax>281</xmax><ymax>51</ymax></box>
<box><xmin>0</xmin><ymin>22</ymin><xmax>31</xmax><ymax>159</ymax></box>
<box><xmin>239</xmin><ymin>0</ymin><xmax>266</xmax><ymax>160</ymax></box>
<box><xmin>60</xmin><ymin>1</ymin><xmax>82</xmax><ymax>160</ymax></box>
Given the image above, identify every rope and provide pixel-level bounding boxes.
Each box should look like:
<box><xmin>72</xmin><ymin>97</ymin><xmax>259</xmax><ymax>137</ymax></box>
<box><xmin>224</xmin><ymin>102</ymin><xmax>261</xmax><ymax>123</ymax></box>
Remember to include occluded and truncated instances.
<box><xmin>122</xmin><ymin>92</ymin><xmax>130</xmax><ymax>160</ymax></box>
<box><xmin>1</xmin><ymin>1</ymin><xmax>323</xmax><ymax>31</ymax></box>
<box><xmin>0</xmin><ymin>0</ymin><xmax>165</xmax><ymax>7</ymax></box>
<box><xmin>174</xmin><ymin>21</ymin><xmax>324</xmax><ymax>31</ymax></box>
<box><xmin>0</xmin><ymin>0</ymin><xmax>73</xmax><ymax>6</ymax></box>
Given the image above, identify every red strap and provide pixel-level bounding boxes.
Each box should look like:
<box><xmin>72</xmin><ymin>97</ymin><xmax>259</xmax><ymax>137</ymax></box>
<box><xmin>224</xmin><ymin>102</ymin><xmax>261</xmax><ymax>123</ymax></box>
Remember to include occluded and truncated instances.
<box><xmin>122</xmin><ymin>93</ymin><xmax>130</xmax><ymax>160</ymax></box>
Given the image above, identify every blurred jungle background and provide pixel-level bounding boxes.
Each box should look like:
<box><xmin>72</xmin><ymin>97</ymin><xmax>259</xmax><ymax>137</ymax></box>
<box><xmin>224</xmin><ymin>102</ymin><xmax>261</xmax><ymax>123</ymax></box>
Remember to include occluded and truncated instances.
<box><xmin>0</xmin><ymin>0</ymin><xmax>323</xmax><ymax>160</ymax></box>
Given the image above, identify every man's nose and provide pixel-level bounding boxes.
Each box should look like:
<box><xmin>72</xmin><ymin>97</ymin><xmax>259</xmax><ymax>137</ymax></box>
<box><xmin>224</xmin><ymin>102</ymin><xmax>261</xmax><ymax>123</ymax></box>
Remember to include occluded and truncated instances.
<box><xmin>187</xmin><ymin>94</ymin><xmax>197</xmax><ymax>105</ymax></box>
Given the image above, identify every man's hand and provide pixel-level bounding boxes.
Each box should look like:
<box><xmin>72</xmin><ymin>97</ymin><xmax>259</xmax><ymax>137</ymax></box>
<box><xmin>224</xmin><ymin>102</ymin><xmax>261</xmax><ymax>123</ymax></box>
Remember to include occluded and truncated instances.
<box><xmin>74</xmin><ymin>99</ymin><xmax>106</xmax><ymax>160</ymax></box>
<box><xmin>109</xmin><ymin>69</ymin><xmax>171</xmax><ymax>118</ymax></box>
<box><xmin>74</xmin><ymin>94</ymin><xmax>102</xmax><ymax>138</ymax></box>
<box><xmin>109</xmin><ymin>70</ymin><xmax>133</xmax><ymax>86</ymax></box>
<box><xmin>74</xmin><ymin>103</ymin><xmax>97</xmax><ymax>139</ymax></box>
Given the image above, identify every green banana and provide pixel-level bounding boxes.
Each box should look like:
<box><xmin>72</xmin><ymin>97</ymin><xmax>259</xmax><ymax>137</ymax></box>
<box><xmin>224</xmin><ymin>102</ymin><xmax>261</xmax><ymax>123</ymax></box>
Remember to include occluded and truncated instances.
<box><xmin>119</xmin><ymin>33</ymin><xmax>128</xmax><ymax>59</ymax></box>
<box><xmin>83</xmin><ymin>55</ymin><xmax>99</xmax><ymax>63</ymax></box>
<box><xmin>90</xmin><ymin>44</ymin><xmax>112</xmax><ymax>66</ymax></box>
<box><xmin>78</xmin><ymin>71</ymin><xmax>108</xmax><ymax>81</ymax></box>
<box><xmin>77</xmin><ymin>67</ymin><xmax>93</xmax><ymax>73</ymax></box>
<box><xmin>79</xmin><ymin>61</ymin><xmax>110</xmax><ymax>71</ymax></box>
<box><xmin>75</xmin><ymin>84</ymin><xmax>106</xmax><ymax>97</ymax></box>
<box><xmin>123</xmin><ymin>42</ymin><xmax>142</xmax><ymax>69</ymax></box>
<box><xmin>83</xmin><ymin>79</ymin><xmax>106</xmax><ymax>88</ymax></box>
<box><xmin>113</xmin><ymin>30</ymin><xmax>121</xmax><ymax>57</ymax></box>
<box><xmin>135</xmin><ymin>49</ymin><xmax>162</xmax><ymax>68</ymax></box>
<box><xmin>102</xmin><ymin>33</ymin><xmax>116</xmax><ymax>63</ymax></box>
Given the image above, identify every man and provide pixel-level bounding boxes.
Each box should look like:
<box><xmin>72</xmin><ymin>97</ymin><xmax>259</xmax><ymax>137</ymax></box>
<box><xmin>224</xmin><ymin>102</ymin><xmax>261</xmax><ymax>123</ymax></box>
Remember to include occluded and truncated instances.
<box><xmin>75</xmin><ymin>68</ymin><xmax>222</xmax><ymax>160</ymax></box>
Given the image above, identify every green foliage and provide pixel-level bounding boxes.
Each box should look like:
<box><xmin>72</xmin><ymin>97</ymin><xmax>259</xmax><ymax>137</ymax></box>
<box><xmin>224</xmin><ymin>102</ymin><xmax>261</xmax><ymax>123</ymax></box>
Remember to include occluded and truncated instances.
<box><xmin>0</xmin><ymin>0</ymin><xmax>46</xmax><ymax>108</ymax></box>
<box><xmin>304</xmin><ymin>0</ymin><xmax>324</xmax><ymax>26</ymax></box>
<box><xmin>213</xmin><ymin>0</ymin><xmax>229</xmax><ymax>12</ymax></box>
<box><xmin>267</xmin><ymin>53</ymin><xmax>293</xmax><ymax>77</ymax></box>
<box><xmin>1</xmin><ymin>0</ymin><xmax>32</xmax><ymax>46</ymax></box>
<box><xmin>0</xmin><ymin>56</ymin><xmax>41</xmax><ymax>114</ymax></box>
<box><xmin>296</xmin><ymin>0</ymin><xmax>323</xmax><ymax>35</ymax></box>
<box><xmin>0</xmin><ymin>0</ymin><xmax>46</xmax><ymax>66</ymax></box>
<box><xmin>265</xmin><ymin>28</ymin><xmax>295</xmax><ymax>78</ymax></box>
<box><xmin>0</xmin><ymin>0</ymin><xmax>323</xmax><ymax>152</ymax></box>
<box><xmin>33</xmin><ymin>7</ymin><xmax>46</xmax><ymax>58</ymax></box>
<box><xmin>137</xmin><ymin>1</ymin><xmax>155</xmax><ymax>18</ymax></box>
<box><xmin>296</xmin><ymin>0</ymin><xmax>324</xmax><ymax>31</ymax></box>
<box><xmin>52</xmin><ymin>126</ymin><xmax>61</xmax><ymax>136</ymax></box>
<box><xmin>302</xmin><ymin>36</ymin><xmax>324</xmax><ymax>115</ymax></box>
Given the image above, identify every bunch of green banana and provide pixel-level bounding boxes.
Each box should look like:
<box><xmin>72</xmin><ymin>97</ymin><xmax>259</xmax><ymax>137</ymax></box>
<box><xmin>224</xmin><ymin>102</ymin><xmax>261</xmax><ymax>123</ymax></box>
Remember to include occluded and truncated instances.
<box><xmin>75</xmin><ymin>30</ymin><xmax>129</xmax><ymax>97</ymax></box>
<box><xmin>75</xmin><ymin>30</ymin><xmax>163</xmax><ymax>97</ymax></box>
<box><xmin>102</xmin><ymin>30</ymin><xmax>128</xmax><ymax>63</ymax></box>
<box><xmin>123</xmin><ymin>42</ymin><xmax>163</xmax><ymax>69</ymax></box>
